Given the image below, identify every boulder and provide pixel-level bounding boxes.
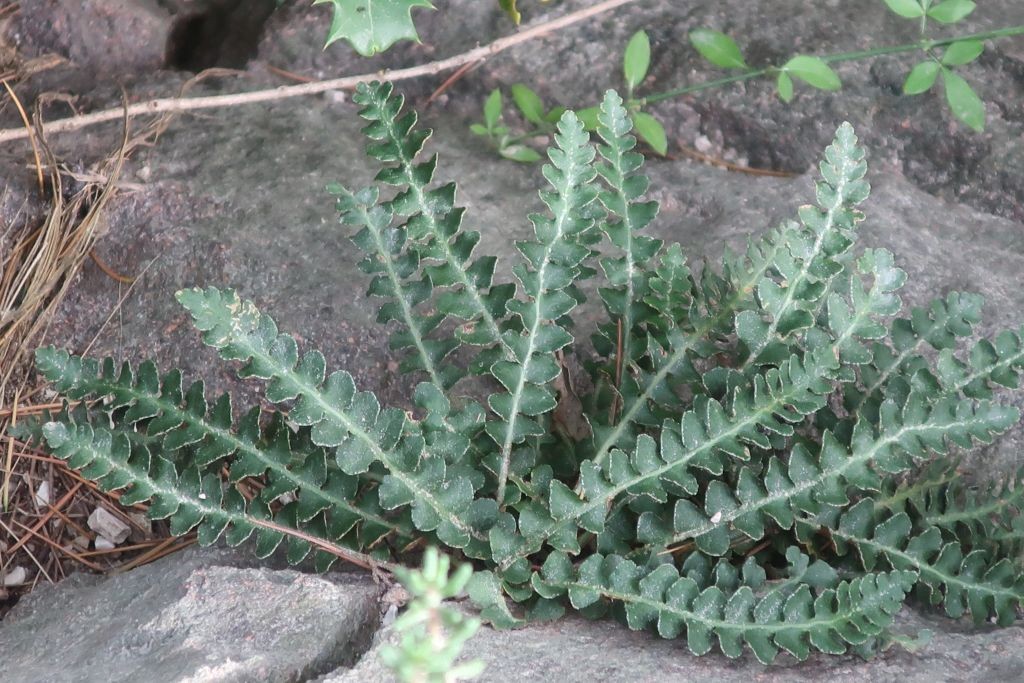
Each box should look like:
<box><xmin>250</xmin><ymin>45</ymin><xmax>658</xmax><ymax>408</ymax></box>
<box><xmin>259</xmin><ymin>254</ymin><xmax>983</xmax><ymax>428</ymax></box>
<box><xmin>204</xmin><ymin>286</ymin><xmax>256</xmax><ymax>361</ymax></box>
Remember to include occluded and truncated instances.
<box><xmin>0</xmin><ymin>547</ymin><xmax>382</xmax><ymax>683</ymax></box>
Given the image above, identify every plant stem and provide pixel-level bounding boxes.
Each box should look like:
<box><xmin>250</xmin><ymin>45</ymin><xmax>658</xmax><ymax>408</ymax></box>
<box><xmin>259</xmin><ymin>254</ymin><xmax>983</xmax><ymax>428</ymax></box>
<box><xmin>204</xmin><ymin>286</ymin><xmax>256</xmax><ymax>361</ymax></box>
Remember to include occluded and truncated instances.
<box><xmin>641</xmin><ymin>25</ymin><xmax>1024</xmax><ymax>106</ymax></box>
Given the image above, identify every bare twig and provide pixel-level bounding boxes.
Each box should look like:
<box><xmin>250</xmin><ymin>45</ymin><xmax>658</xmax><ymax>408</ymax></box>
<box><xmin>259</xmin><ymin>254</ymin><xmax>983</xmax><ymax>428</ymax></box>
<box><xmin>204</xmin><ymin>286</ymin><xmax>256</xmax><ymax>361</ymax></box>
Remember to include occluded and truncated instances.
<box><xmin>0</xmin><ymin>0</ymin><xmax>641</xmax><ymax>145</ymax></box>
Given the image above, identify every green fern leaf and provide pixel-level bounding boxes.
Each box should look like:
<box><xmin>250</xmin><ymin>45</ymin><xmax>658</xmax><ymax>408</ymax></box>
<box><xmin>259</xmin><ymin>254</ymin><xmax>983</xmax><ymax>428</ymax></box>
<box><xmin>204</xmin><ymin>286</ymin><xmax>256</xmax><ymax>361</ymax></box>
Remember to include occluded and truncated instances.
<box><xmin>331</xmin><ymin>184</ymin><xmax>461</xmax><ymax>390</ymax></box>
<box><xmin>532</xmin><ymin>551</ymin><xmax>916</xmax><ymax>663</ymax></box>
<box><xmin>813</xmin><ymin>499</ymin><xmax>1024</xmax><ymax>625</ymax></box>
<box><xmin>846</xmin><ymin>291</ymin><xmax>985</xmax><ymax>416</ymax></box>
<box><xmin>487</xmin><ymin>110</ymin><xmax>599</xmax><ymax>504</ymax></box>
<box><xmin>175</xmin><ymin>286</ymin><xmax>492</xmax><ymax>551</ymax></box>
<box><xmin>646</xmin><ymin>393</ymin><xmax>1017</xmax><ymax>555</ymax></box>
<box><xmin>591</xmin><ymin>90</ymin><xmax>662</xmax><ymax>373</ymax></box>
<box><xmin>40</xmin><ymin>420</ymin><xmax>347</xmax><ymax>564</ymax></box>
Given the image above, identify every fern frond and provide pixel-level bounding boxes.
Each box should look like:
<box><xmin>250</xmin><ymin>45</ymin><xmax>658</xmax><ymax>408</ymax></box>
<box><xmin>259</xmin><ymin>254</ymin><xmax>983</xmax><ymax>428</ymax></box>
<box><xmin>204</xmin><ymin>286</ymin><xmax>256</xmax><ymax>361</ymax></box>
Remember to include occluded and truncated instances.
<box><xmin>811</xmin><ymin>499</ymin><xmax>1024</xmax><ymax>625</ymax></box>
<box><xmin>23</xmin><ymin>88</ymin><xmax>1024</xmax><ymax>663</ymax></box>
<box><xmin>737</xmin><ymin>122</ymin><xmax>869</xmax><ymax>369</ymax></box>
<box><xmin>892</xmin><ymin>463</ymin><xmax>1024</xmax><ymax>557</ymax></box>
<box><xmin>488</xmin><ymin>110</ymin><xmax>599</xmax><ymax>504</ymax></box>
<box><xmin>175</xmin><ymin>287</ymin><xmax>492</xmax><ymax>551</ymax></box>
<box><xmin>332</xmin><ymin>183</ymin><xmax>460</xmax><ymax>391</ymax></box>
<box><xmin>42</xmin><ymin>419</ymin><xmax>386</xmax><ymax>570</ymax></box>
<box><xmin>33</xmin><ymin>348</ymin><xmax>410</xmax><ymax>548</ymax></box>
<box><xmin>351</xmin><ymin>82</ymin><xmax>512</xmax><ymax>356</ymax></box>
<box><xmin>591</xmin><ymin>90</ymin><xmax>662</xmax><ymax>375</ymax></box>
<box><xmin>532</xmin><ymin>551</ymin><xmax>916</xmax><ymax>663</ymax></box>
<box><xmin>936</xmin><ymin>326</ymin><xmax>1024</xmax><ymax>398</ymax></box>
<box><xmin>869</xmin><ymin>458</ymin><xmax>959</xmax><ymax>516</ymax></box>
<box><xmin>520</xmin><ymin>350</ymin><xmax>837</xmax><ymax>558</ymax></box>
<box><xmin>846</xmin><ymin>292</ymin><xmax>984</xmax><ymax>415</ymax></box>
<box><xmin>585</xmin><ymin>124</ymin><xmax>871</xmax><ymax>471</ymax></box>
<box><xmin>649</xmin><ymin>393</ymin><xmax>1017</xmax><ymax>555</ymax></box>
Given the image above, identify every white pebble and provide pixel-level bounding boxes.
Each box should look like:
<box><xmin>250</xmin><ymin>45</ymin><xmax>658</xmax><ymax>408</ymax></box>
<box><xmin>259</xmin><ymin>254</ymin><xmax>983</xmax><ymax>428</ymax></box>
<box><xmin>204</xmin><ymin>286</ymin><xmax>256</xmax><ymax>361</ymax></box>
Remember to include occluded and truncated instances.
<box><xmin>3</xmin><ymin>566</ymin><xmax>26</xmax><ymax>586</ymax></box>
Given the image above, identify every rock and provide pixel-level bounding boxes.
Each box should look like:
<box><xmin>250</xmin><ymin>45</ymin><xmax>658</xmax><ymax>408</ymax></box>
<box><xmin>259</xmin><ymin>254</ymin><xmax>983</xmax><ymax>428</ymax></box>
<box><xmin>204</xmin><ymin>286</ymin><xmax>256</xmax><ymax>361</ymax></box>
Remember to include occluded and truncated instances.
<box><xmin>87</xmin><ymin>506</ymin><xmax>131</xmax><ymax>544</ymax></box>
<box><xmin>93</xmin><ymin>536</ymin><xmax>116</xmax><ymax>551</ymax></box>
<box><xmin>326</xmin><ymin>607</ymin><xmax>1024</xmax><ymax>683</ymax></box>
<box><xmin>0</xmin><ymin>547</ymin><xmax>383</xmax><ymax>683</ymax></box>
<box><xmin>9</xmin><ymin>0</ymin><xmax>173</xmax><ymax>75</ymax></box>
<box><xmin>33</xmin><ymin>481</ymin><xmax>50</xmax><ymax>507</ymax></box>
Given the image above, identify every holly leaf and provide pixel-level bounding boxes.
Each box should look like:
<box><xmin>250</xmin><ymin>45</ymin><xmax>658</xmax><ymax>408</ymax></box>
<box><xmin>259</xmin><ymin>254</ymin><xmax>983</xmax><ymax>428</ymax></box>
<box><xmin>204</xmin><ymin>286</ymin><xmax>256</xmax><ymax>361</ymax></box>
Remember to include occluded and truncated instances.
<box><xmin>317</xmin><ymin>0</ymin><xmax>435</xmax><ymax>56</ymax></box>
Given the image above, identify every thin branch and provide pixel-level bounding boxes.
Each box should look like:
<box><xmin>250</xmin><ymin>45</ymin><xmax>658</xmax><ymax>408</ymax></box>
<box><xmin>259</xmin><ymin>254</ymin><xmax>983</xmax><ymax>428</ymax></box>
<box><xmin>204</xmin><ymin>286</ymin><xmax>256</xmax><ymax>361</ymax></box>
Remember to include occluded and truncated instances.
<box><xmin>0</xmin><ymin>0</ymin><xmax>641</xmax><ymax>145</ymax></box>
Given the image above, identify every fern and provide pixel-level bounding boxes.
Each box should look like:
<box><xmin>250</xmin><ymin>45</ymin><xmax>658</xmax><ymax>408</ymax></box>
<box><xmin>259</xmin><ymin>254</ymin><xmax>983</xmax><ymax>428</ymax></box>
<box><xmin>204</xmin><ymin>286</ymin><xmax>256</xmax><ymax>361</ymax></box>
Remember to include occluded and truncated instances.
<box><xmin>20</xmin><ymin>82</ymin><xmax>1024</xmax><ymax>664</ymax></box>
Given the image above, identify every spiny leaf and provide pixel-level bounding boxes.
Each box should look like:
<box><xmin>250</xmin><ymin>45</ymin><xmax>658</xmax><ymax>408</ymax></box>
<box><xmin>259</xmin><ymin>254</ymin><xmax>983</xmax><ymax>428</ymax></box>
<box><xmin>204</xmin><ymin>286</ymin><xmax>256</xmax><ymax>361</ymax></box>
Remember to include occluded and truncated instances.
<box><xmin>316</xmin><ymin>0</ymin><xmax>434</xmax><ymax>56</ymax></box>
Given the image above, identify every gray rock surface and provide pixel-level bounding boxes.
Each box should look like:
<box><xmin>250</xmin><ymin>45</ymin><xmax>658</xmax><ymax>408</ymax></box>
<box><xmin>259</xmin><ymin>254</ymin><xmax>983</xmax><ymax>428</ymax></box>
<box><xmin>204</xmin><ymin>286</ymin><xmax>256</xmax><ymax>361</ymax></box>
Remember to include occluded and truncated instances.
<box><xmin>9</xmin><ymin>0</ymin><xmax>173</xmax><ymax>75</ymax></box>
<box><xmin>330</xmin><ymin>607</ymin><xmax>1024</xmax><ymax>683</ymax></box>
<box><xmin>0</xmin><ymin>547</ymin><xmax>383</xmax><ymax>683</ymax></box>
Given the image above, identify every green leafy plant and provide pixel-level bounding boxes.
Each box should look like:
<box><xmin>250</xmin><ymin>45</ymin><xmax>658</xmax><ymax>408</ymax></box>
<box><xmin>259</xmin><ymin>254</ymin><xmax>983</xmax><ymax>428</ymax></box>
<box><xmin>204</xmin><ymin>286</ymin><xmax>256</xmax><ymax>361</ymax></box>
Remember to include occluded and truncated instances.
<box><xmin>20</xmin><ymin>83</ymin><xmax>1024</xmax><ymax>664</ymax></box>
<box><xmin>470</xmin><ymin>87</ymin><xmax>562</xmax><ymax>162</ymax></box>
<box><xmin>673</xmin><ymin>0</ymin><xmax>1009</xmax><ymax>132</ymax></box>
<box><xmin>380</xmin><ymin>547</ymin><xmax>484</xmax><ymax>682</ymax></box>
<box><xmin>474</xmin><ymin>3</ymin><xmax>1024</xmax><ymax>161</ymax></box>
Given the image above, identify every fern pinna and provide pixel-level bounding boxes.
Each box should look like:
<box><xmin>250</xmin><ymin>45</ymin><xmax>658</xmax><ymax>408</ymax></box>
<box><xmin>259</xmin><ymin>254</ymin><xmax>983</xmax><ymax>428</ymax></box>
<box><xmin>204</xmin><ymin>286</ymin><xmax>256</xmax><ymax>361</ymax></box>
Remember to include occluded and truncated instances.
<box><xmin>22</xmin><ymin>83</ymin><xmax>1024</xmax><ymax>664</ymax></box>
